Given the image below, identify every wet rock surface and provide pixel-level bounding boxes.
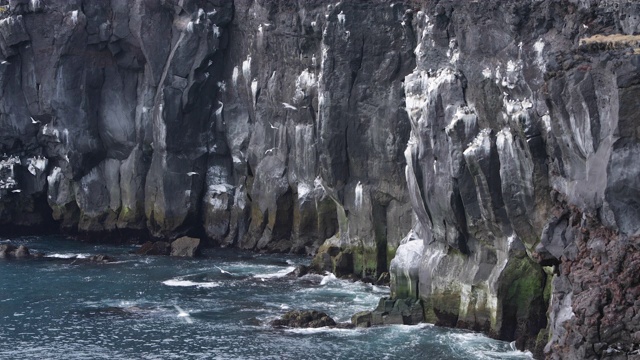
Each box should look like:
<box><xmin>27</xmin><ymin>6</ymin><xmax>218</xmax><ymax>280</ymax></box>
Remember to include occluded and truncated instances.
<box><xmin>170</xmin><ymin>236</ymin><xmax>201</xmax><ymax>257</ymax></box>
<box><xmin>0</xmin><ymin>243</ymin><xmax>30</xmax><ymax>258</ymax></box>
<box><xmin>70</xmin><ymin>254</ymin><xmax>117</xmax><ymax>264</ymax></box>
<box><xmin>0</xmin><ymin>0</ymin><xmax>638</xmax><ymax>358</ymax></box>
<box><xmin>271</xmin><ymin>310</ymin><xmax>336</xmax><ymax>329</ymax></box>
<box><xmin>135</xmin><ymin>241</ymin><xmax>171</xmax><ymax>256</ymax></box>
<box><xmin>352</xmin><ymin>297</ymin><xmax>424</xmax><ymax>328</ymax></box>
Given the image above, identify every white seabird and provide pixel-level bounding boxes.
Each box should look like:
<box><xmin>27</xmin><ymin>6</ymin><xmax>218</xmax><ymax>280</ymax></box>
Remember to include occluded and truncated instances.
<box><xmin>187</xmin><ymin>172</ymin><xmax>198</xmax><ymax>176</ymax></box>
<box><xmin>214</xmin><ymin>265</ymin><xmax>232</xmax><ymax>275</ymax></box>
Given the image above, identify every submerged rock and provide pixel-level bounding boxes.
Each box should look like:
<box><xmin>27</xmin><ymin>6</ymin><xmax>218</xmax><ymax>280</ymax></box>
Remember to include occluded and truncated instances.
<box><xmin>271</xmin><ymin>310</ymin><xmax>337</xmax><ymax>328</ymax></box>
<box><xmin>170</xmin><ymin>236</ymin><xmax>201</xmax><ymax>257</ymax></box>
<box><xmin>71</xmin><ymin>254</ymin><xmax>117</xmax><ymax>264</ymax></box>
<box><xmin>81</xmin><ymin>306</ymin><xmax>144</xmax><ymax>318</ymax></box>
<box><xmin>136</xmin><ymin>241</ymin><xmax>171</xmax><ymax>256</ymax></box>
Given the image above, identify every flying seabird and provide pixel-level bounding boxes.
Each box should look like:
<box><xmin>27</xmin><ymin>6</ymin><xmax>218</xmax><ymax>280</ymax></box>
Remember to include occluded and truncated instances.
<box><xmin>186</xmin><ymin>172</ymin><xmax>198</xmax><ymax>176</ymax></box>
<box><xmin>30</xmin><ymin>117</ymin><xmax>40</xmax><ymax>124</ymax></box>
<box><xmin>268</xmin><ymin>121</ymin><xmax>279</xmax><ymax>129</ymax></box>
<box><xmin>214</xmin><ymin>265</ymin><xmax>232</xmax><ymax>275</ymax></box>
<box><xmin>264</xmin><ymin>148</ymin><xmax>276</xmax><ymax>155</ymax></box>
<box><xmin>11</xmin><ymin>189</ymin><xmax>21</xmax><ymax>193</ymax></box>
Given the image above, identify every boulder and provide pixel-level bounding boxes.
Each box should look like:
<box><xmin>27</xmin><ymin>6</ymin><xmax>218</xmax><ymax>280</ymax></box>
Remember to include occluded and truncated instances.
<box><xmin>13</xmin><ymin>245</ymin><xmax>30</xmax><ymax>258</ymax></box>
<box><xmin>0</xmin><ymin>244</ymin><xmax>17</xmax><ymax>258</ymax></box>
<box><xmin>354</xmin><ymin>297</ymin><xmax>424</xmax><ymax>328</ymax></box>
<box><xmin>271</xmin><ymin>310</ymin><xmax>337</xmax><ymax>328</ymax></box>
<box><xmin>136</xmin><ymin>241</ymin><xmax>171</xmax><ymax>256</ymax></box>
<box><xmin>335</xmin><ymin>322</ymin><xmax>356</xmax><ymax>329</ymax></box>
<box><xmin>170</xmin><ymin>236</ymin><xmax>201</xmax><ymax>257</ymax></box>
<box><xmin>288</xmin><ymin>264</ymin><xmax>309</xmax><ymax>278</ymax></box>
<box><xmin>351</xmin><ymin>311</ymin><xmax>372</xmax><ymax>328</ymax></box>
<box><xmin>0</xmin><ymin>243</ymin><xmax>31</xmax><ymax>259</ymax></box>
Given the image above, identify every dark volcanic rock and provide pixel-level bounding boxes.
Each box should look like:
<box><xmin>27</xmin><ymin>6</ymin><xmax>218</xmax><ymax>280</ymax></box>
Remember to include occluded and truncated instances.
<box><xmin>170</xmin><ymin>236</ymin><xmax>201</xmax><ymax>257</ymax></box>
<box><xmin>71</xmin><ymin>254</ymin><xmax>116</xmax><ymax>264</ymax></box>
<box><xmin>136</xmin><ymin>241</ymin><xmax>170</xmax><ymax>256</ymax></box>
<box><xmin>0</xmin><ymin>1</ymin><xmax>639</xmax><ymax>358</ymax></box>
<box><xmin>271</xmin><ymin>310</ymin><xmax>337</xmax><ymax>329</ymax></box>
<box><xmin>353</xmin><ymin>297</ymin><xmax>424</xmax><ymax>328</ymax></box>
<box><xmin>0</xmin><ymin>0</ymin><xmax>413</xmax><ymax>284</ymax></box>
<box><xmin>288</xmin><ymin>264</ymin><xmax>309</xmax><ymax>278</ymax></box>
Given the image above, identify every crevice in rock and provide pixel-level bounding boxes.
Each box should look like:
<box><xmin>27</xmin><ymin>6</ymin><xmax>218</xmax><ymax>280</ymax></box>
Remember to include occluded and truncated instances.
<box><xmin>372</xmin><ymin>199</ymin><xmax>388</xmax><ymax>274</ymax></box>
<box><xmin>272</xmin><ymin>187</ymin><xmax>293</xmax><ymax>242</ymax></box>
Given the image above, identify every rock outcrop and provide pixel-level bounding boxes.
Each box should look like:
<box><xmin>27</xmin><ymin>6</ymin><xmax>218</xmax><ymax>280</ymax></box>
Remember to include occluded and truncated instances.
<box><xmin>135</xmin><ymin>241</ymin><xmax>170</xmax><ymax>256</ymax></box>
<box><xmin>0</xmin><ymin>243</ymin><xmax>30</xmax><ymax>258</ymax></box>
<box><xmin>0</xmin><ymin>0</ymin><xmax>639</xmax><ymax>358</ymax></box>
<box><xmin>70</xmin><ymin>254</ymin><xmax>117</xmax><ymax>264</ymax></box>
<box><xmin>271</xmin><ymin>310</ymin><xmax>336</xmax><ymax>329</ymax></box>
<box><xmin>352</xmin><ymin>297</ymin><xmax>424</xmax><ymax>328</ymax></box>
<box><xmin>170</xmin><ymin>236</ymin><xmax>201</xmax><ymax>257</ymax></box>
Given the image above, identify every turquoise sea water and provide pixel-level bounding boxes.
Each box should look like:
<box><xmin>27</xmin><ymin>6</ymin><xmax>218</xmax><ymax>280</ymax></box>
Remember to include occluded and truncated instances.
<box><xmin>0</xmin><ymin>236</ymin><xmax>534</xmax><ymax>359</ymax></box>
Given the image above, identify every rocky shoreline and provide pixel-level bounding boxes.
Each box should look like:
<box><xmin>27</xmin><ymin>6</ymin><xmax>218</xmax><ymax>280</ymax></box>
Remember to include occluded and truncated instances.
<box><xmin>1</xmin><ymin>0</ymin><xmax>640</xmax><ymax>358</ymax></box>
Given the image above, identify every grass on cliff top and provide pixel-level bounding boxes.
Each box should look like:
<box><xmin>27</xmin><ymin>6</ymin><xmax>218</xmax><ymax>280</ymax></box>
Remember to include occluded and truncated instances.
<box><xmin>580</xmin><ymin>34</ymin><xmax>640</xmax><ymax>54</ymax></box>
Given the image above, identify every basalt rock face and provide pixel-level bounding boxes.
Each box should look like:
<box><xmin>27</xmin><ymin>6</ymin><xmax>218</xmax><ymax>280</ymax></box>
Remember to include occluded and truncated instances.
<box><xmin>0</xmin><ymin>0</ymin><xmax>413</xmax><ymax>279</ymax></box>
<box><xmin>0</xmin><ymin>0</ymin><xmax>235</xmax><ymax>239</ymax></box>
<box><xmin>0</xmin><ymin>0</ymin><xmax>639</xmax><ymax>358</ymax></box>
<box><xmin>391</xmin><ymin>0</ymin><xmax>640</xmax><ymax>358</ymax></box>
<box><xmin>217</xmin><ymin>0</ymin><xmax>414</xmax><ymax>272</ymax></box>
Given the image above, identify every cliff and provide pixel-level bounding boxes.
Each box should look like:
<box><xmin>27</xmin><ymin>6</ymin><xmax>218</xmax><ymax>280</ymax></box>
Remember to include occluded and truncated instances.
<box><xmin>0</xmin><ymin>0</ymin><xmax>638</xmax><ymax>358</ymax></box>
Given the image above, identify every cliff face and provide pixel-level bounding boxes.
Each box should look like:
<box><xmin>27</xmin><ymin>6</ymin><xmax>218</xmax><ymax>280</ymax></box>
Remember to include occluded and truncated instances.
<box><xmin>0</xmin><ymin>0</ymin><xmax>639</xmax><ymax>358</ymax></box>
<box><xmin>392</xmin><ymin>0</ymin><xmax>640</xmax><ymax>358</ymax></box>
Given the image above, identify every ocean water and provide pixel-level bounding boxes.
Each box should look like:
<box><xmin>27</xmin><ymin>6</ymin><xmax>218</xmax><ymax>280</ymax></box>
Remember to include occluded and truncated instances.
<box><xmin>0</xmin><ymin>236</ymin><xmax>534</xmax><ymax>360</ymax></box>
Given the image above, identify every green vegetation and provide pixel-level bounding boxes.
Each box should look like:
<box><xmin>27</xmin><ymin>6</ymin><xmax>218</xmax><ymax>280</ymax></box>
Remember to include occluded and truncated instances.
<box><xmin>501</xmin><ymin>256</ymin><xmax>545</xmax><ymax>316</ymax></box>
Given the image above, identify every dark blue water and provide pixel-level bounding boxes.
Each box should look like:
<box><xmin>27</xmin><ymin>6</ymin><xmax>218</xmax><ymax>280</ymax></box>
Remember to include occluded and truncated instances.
<box><xmin>0</xmin><ymin>236</ymin><xmax>533</xmax><ymax>359</ymax></box>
